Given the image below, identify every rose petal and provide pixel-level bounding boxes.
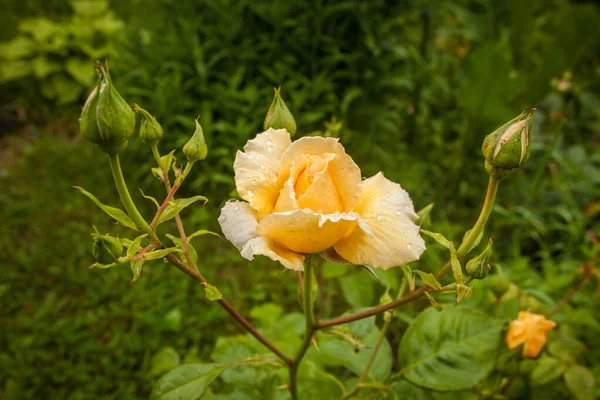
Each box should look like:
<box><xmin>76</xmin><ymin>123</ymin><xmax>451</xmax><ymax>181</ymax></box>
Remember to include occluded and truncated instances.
<box><xmin>217</xmin><ymin>200</ymin><xmax>259</xmax><ymax>250</ymax></box>
<box><xmin>334</xmin><ymin>172</ymin><xmax>425</xmax><ymax>269</ymax></box>
<box><xmin>218</xmin><ymin>200</ymin><xmax>304</xmax><ymax>270</ymax></box>
<box><xmin>278</xmin><ymin>137</ymin><xmax>361</xmax><ymax>212</ymax></box>
<box><xmin>234</xmin><ymin>128</ymin><xmax>292</xmax><ymax>217</ymax></box>
<box><xmin>257</xmin><ymin>209</ymin><xmax>360</xmax><ymax>253</ymax></box>
<box><xmin>241</xmin><ymin>237</ymin><xmax>305</xmax><ymax>271</ymax></box>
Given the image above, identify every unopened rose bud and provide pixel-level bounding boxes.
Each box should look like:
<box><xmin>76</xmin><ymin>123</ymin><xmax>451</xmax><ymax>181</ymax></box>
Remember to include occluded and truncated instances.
<box><xmin>79</xmin><ymin>61</ymin><xmax>136</xmax><ymax>154</ymax></box>
<box><xmin>183</xmin><ymin>117</ymin><xmax>208</xmax><ymax>162</ymax></box>
<box><xmin>134</xmin><ymin>104</ymin><xmax>163</xmax><ymax>145</ymax></box>
<box><xmin>482</xmin><ymin>108</ymin><xmax>535</xmax><ymax>175</ymax></box>
<box><xmin>91</xmin><ymin>233</ymin><xmax>124</xmax><ymax>264</ymax></box>
<box><xmin>263</xmin><ymin>86</ymin><xmax>297</xmax><ymax>136</ymax></box>
<box><xmin>466</xmin><ymin>239</ymin><xmax>493</xmax><ymax>279</ymax></box>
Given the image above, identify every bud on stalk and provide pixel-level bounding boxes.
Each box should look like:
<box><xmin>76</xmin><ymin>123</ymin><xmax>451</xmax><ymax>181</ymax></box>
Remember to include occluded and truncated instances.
<box><xmin>263</xmin><ymin>86</ymin><xmax>297</xmax><ymax>136</ymax></box>
<box><xmin>91</xmin><ymin>233</ymin><xmax>124</xmax><ymax>264</ymax></box>
<box><xmin>134</xmin><ymin>104</ymin><xmax>163</xmax><ymax>145</ymax></box>
<box><xmin>482</xmin><ymin>108</ymin><xmax>535</xmax><ymax>177</ymax></box>
<box><xmin>183</xmin><ymin>117</ymin><xmax>208</xmax><ymax>162</ymax></box>
<box><xmin>79</xmin><ymin>61</ymin><xmax>136</xmax><ymax>154</ymax></box>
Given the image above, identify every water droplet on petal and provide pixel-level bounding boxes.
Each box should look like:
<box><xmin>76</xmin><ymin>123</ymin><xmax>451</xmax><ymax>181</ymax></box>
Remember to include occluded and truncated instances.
<box><xmin>395</xmin><ymin>210</ymin><xmax>401</xmax><ymax>215</ymax></box>
<box><xmin>376</xmin><ymin>215</ymin><xmax>383</xmax><ymax>222</ymax></box>
<box><xmin>407</xmin><ymin>243</ymin><xmax>412</xmax><ymax>250</ymax></box>
<box><xmin>247</xmin><ymin>190</ymin><xmax>254</xmax><ymax>197</ymax></box>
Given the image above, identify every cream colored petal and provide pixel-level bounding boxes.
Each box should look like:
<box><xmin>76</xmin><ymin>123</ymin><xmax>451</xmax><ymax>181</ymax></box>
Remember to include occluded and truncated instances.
<box><xmin>278</xmin><ymin>137</ymin><xmax>361</xmax><ymax>212</ymax></box>
<box><xmin>257</xmin><ymin>210</ymin><xmax>360</xmax><ymax>254</ymax></box>
<box><xmin>234</xmin><ymin>128</ymin><xmax>292</xmax><ymax>216</ymax></box>
<box><xmin>218</xmin><ymin>200</ymin><xmax>305</xmax><ymax>270</ymax></box>
<box><xmin>297</xmin><ymin>155</ymin><xmax>344</xmax><ymax>214</ymax></box>
<box><xmin>241</xmin><ymin>237</ymin><xmax>305</xmax><ymax>271</ymax></box>
<box><xmin>273</xmin><ymin>155</ymin><xmax>307</xmax><ymax>212</ymax></box>
<box><xmin>334</xmin><ymin>172</ymin><xmax>425</xmax><ymax>270</ymax></box>
<box><xmin>217</xmin><ymin>200</ymin><xmax>258</xmax><ymax>250</ymax></box>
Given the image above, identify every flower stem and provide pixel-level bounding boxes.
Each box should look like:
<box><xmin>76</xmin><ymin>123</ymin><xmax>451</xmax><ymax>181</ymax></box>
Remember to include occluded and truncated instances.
<box><xmin>108</xmin><ymin>153</ymin><xmax>154</xmax><ymax>237</ymax></box>
<box><xmin>289</xmin><ymin>256</ymin><xmax>317</xmax><ymax>399</ymax></box>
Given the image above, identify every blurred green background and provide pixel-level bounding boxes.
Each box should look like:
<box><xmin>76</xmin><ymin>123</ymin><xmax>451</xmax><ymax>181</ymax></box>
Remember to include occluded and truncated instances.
<box><xmin>1</xmin><ymin>0</ymin><xmax>599</xmax><ymax>399</ymax></box>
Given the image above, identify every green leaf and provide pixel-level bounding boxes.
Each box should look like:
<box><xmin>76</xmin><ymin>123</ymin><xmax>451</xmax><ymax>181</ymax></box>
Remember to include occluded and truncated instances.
<box><xmin>205</xmin><ymin>285</ymin><xmax>222</xmax><ymax>301</ymax></box>
<box><xmin>126</xmin><ymin>234</ymin><xmax>148</xmax><ymax>258</ymax></box>
<box><xmin>455</xmin><ymin>284</ymin><xmax>473</xmax><ymax>305</ymax></box>
<box><xmin>462</xmin><ymin>228</ymin><xmax>484</xmax><ymax>254</ymax></box>
<box><xmin>401</xmin><ymin>265</ymin><xmax>416</xmax><ymax>292</ymax></box>
<box><xmin>340</xmin><ymin>271</ymin><xmax>375</xmax><ymax>307</ymax></box>
<box><xmin>564</xmin><ymin>364</ymin><xmax>596</xmax><ymax>400</ymax></box>
<box><xmin>530</xmin><ymin>355</ymin><xmax>564</xmax><ymax>386</ymax></box>
<box><xmin>449</xmin><ymin>243</ymin><xmax>462</xmax><ymax>284</ymax></box>
<box><xmin>150</xmin><ymin>363</ymin><xmax>228</xmax><ymax>400</ymax></box>
<box><xmin>187</xmin><ymin>229</ymin><xmax>221</xmax><ymax>242</ymax></box>
<box><xmin>0</xmin><ymin>60</ymin><xmax>33</xmax><ymax>83</ymax></box>
<box><xmin>73</xmin><ymin>186</ymin><xmax>138</xmax><ymax>230</ymax></box>
<box><xmin>398</xmin><ymin>307</ymin><xmax>502</xmax><ymax>391</ymax></box>
<box><xmin>66</xmin><ymin>58</ymin><xmax>95</xmax><ymax>86</ymax></box>
<box><xmin>130</xmin><ymin>259</ymin><xmax>145</xmax><ymax>283</ymax></box>
<box><xmin>32</xmin><ymin>57</ymin><xmax>61</xmax><ymax>78</ymax></box>
<box><xmin>0</xmin><ymin>36</ymin><xmax>36</xmax><ymax>60</ymax></box>
<box><xmin>420</xmin><ymin>229</ymin><xmax>451</xmax><ymax>249</ymax></box>
<box><xmin>324</xmin><ymin>326</ymin><xmax>369</xmax><ymax>350</ymax></box>
<box><xmin>416</xmin><ymin>203</ymin><xmax>434</xmax><ymax>227</ymax></box>
<box><xmin>70</xmin><ymin>0</ymin><xmax>109</xmax><ymax>15</ymax></box>
<box><xmin>250</xmin><ymin>303</ymin><xmax>282</xmax><ymax>325</ymax></box>
<box><xmin>156</xmin><ymin>196</ymin><xmax>208</xmax><ymax>226</ymax></box>
<box><xmin>149</xmin><ymin>347</ymin><xmax>181</xmax><ymax>377</ymax></box>
<box><xmin>143</xmin><ymin>248</ymin><xmax>181</xmax><ymax>261</ymax></box>
<box><xmin>413</xmin><ymin>270</ymin><xmax>442</xmax><ymax>291</ymax></box>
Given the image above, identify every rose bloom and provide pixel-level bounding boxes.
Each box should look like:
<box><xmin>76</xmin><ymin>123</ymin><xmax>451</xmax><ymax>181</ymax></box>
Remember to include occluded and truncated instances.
<box><xmin>218</xmin><ymin>128</ymin><xmax>426</xmax><ymax>271</ymax></box>
<box><xmin>506</xmin><ymin>311</ymin><xmax>557</xmax><ymax>358</ymax></box>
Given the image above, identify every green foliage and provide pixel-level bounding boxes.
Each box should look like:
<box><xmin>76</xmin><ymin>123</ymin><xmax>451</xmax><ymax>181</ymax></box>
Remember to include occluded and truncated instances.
<box><xmin>0</xmin><ymin>0</ymin><xmax>123</xmax><ymax>114</ymax></box>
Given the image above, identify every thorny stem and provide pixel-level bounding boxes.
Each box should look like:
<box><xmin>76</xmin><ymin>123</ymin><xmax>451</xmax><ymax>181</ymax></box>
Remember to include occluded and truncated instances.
<box><xmin>289</xmin><ymin>256</ymin><xmax>317</xmax><ymax>400</ymax></box>
<box><xmin>108</xmin><ymin>151</ymin><xmax>292</xmax><ymax>367</ymax></box>
<box><xmin>315</xmin><ymin>175</ymin><xmax>501</xmax><ymax>329</ymax></box>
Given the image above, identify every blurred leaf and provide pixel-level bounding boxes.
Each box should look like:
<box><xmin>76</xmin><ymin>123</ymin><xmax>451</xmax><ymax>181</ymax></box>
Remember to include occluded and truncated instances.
<box><xmin>0</xmin><ymin>36</ymin><xmax>36</xmax><ymax>60</ymax></box>
<box><xmin>414</xmin><ymin>270</ymin><xmax>442</xmax><ymax>291</ymax></box>
<box><xmin>340</xmin><ymin>271</ymin><xmax>375</xmax><ymax>307</ymax></box>
<box><xmin>151</xmin><ymin>363</ymin><xmax>228</xmax><ymax>400</ymax></box>
<box><xmin>205</xmin><ymin>285</ymin><xmax>222</xmax><ymax>301</ymax></box>
<box><xmin>420</xmin><ymin>229</ymin><xmax>451</xmax><ymax>249</ymax></box>
<box><xmin>150</xmin><ymin>347</ymin><xmax>181</xmax><ymax>377</ymax></box>
<box><xmin>530</xmin><ymin>355</ymin><xmax>564</xmax><ymax>386</ymax></box>
<box><xmin>398</xmin><ymin>307</ymin><xmax>502</xmax><ymax>390</ymax></box>
<box><xmin>66</xmin><ymin>58</ymin><xmax>95</xmax><ymax>86</ymax></box>
<box><xmin>564</xmin><ymin>364</ymin><xmax>596</xmax><ymax>400</ymax></box>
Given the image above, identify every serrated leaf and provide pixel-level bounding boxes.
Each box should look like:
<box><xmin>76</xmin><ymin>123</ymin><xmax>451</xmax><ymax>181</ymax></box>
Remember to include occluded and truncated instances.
<box><xmin>420</xmin><ymin>229</ymin><xmax>451</xmax><ymax>249</ymax></box>
<box><xmin>143</xmin><ymin>248</ymin><xmax>181</xmax><ymax>261</ymax></box>
<box><xmin>414</xmin><ymin>270</ymin><xmax>442</xmax><ymax>291</ymax></box>
<box><xmin>127</xmin><ymin>234</ymin><xmax>148</xmax><ymax>258</ymax></box>
<box><xmin>140</xmin><ymin>189</ymin><xmax>160</xmax><ymax>209</ymax></box>
<box><xmin>449</xmin><ymin>242</ymin><xmax>462</xmax><ymax>283</ymax></box>
<box><xmin>74</xmin><ymin>186</ymin><xmax>138</xmax><ymax>230</ymax></box>
<box><xmin>424</xmin><ymin>292</ymin><xmax>442</xmax><ymax>311</ymax></box>
<box><xmin>150</xmin><ymin>363</ymin><xmax>228</xmax><ymax>400</ymax></box>
<box><xmin>398</xmin><ymin>307</ymin><xmax>502</xmax><ymax>391</ymax></box>
<box><xmin>131</xmin><ymin>259</ymin><xmax>145</xmax><ymax>283</ymax></box>
<box><xmin>416</xmin><ymin>203</ymin><xmax>434</xmax><ymax>227</ymax></box>
<box><xmin>156</xmin><ymin>196</ymin><xmax>208</xmax><ymax>226</ymax></box>
<box><xmin>205</xmin><ymin>285</ymin><xmax>222</xmax><ymax>301</ymax></box>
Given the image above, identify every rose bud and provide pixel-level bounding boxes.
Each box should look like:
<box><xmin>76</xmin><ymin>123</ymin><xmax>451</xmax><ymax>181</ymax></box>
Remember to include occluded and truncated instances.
<box><xmin>263</xmin><ymin>87</ymin><xmax>297</xmax><ymax>137</ymax></box>
<box><xmin>183</xmin><ymin>117</ymin><xmax>208</xmax><ymax>162</ymax></box>
<box><xmin>134</xmin><ymin>104</ymin><xmax>163</xmax><ymax>145</ymax></box>
<box><xmin>91</xmin><ymin>233</ymin><xmax>124</xmax><ymax>264</ymax></box>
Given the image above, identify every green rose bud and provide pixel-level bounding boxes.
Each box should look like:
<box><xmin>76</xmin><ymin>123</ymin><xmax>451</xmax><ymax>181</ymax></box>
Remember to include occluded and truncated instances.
<box><xmin>79</xmin><ymin>61</ymin><xmax>135</xmax><ymax>154</ymax></box>
<box><xmin>183</xmin><ymin>117</ymin><xmax>208</xmax><ymax>162</ymax></box>
<box><xmin>466</xmin><ymin>238</ymin><xmax>493</xmax><ymax>279</ymax></box>
<box><xmin>134</xmin><ymin>104</ymin><xmax>163</xmax><ymax>145</ymax></box>
<box><xmin>263</xmin><ymin>86</ymin><xmax>297</xmax><ymax>136</ymax></box>
<box><xmin>482</xmin><ymin>108</ymin><xmax>535</xmax><ymax>175</ymax></box>
<box><xmin>91</xmin><ymin>233</ymin><xmax>124</xmax><ymax>264</ymax></box>
<box><xmin>488</xmin><ymin>265</ymin><xmax>511</xmax><ymax>298</ymax></box>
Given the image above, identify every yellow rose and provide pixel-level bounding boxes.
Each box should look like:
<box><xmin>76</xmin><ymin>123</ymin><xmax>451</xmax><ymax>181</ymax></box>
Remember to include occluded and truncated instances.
<box><xmin>506</xmin><ymin>311</ymin><xmax>557</xmax><ymax>358</ymax></box>
<box><xmin>218</xmin><ymin>128</ymin><xmax>426</xmax><ymax>271</ymax></box>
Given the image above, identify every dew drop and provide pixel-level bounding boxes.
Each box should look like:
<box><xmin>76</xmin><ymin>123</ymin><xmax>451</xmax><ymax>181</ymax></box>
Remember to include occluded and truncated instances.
<box><xmin>407</xmin><ymin>243</ymin><xmax>412</xmax><ymax>250</ymax></box>
<box><xmin>163</xmin><ymin>257</ymin><xmax>168</xmax><ymax>263</ymax></box>
<box><xmin>251</xmin><ymin>178</ymin><xmax>257</xmax><ymax>184</ymax></box>
<box><xmin>376</xmin><ymin>215</ymin><xmax>383</xmax><ymax>222</ymax></box>
<box><xmin>234</xmin><ymin>206</ymin><xmax>240</xmax><ymax>211</ymax></box>
<box><xmin>395</xmin><ymin>210</ymin><xmax>401</xmax><ymax>215</ymax></box>
<box><xmin>247</xmin><ymin>190</ymin><xmax>254</xmax><ymax>197</ymax></box>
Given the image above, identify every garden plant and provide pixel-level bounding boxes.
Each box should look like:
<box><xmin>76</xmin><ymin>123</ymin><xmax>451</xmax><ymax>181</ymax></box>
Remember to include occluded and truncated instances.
<box><xmin>74</xmin><ymin>60</ymin><xmax>596</xmax><ymax>399</ymax></box>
